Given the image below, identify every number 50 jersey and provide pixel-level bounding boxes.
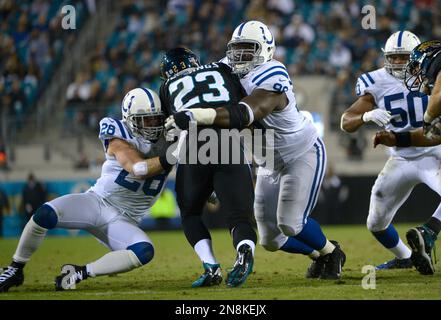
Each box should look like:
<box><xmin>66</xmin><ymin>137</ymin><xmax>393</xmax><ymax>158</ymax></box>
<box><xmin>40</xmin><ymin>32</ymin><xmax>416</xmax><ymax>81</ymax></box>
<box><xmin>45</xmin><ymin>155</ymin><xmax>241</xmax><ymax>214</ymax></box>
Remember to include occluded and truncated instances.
<box><xmin>356</xmin><ymin>67</ymin><xmax>432</xmax><ymax>158</ymax></box>
<box><xmin>159</xmin><ymin>62</ymin><xmax>246</xmax><ymax>115</ymax></box>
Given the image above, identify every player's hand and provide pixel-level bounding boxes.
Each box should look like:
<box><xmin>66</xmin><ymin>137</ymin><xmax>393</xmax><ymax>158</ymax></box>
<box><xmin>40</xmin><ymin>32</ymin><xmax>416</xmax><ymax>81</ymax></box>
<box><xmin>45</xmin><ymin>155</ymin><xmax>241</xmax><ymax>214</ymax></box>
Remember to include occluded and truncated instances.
<box><xmin>165</xmin><ymin>111</ymin><xmax>194</xmax><ymax>131</ymax></box>
<box><xmin>362</xmin><ymin>109</ymin><xmax>393</xmax><ymax>127</ymax></box>
<box><xmin>423</xmin><ymin>116</ymin><xmax>441</xmax><ymax>140</ymax></box>
<box><xmin>373</xmin><ymin>130</ymin><xmax>396</xmax><ymax>148</ymax></box>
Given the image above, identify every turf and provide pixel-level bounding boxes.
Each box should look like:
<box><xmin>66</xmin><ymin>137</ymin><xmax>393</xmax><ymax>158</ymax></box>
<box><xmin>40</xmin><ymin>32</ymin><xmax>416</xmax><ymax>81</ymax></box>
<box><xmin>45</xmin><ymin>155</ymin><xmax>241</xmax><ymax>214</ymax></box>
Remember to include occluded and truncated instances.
<box><xmin>0</xmin><ymin>223</ymin><xmax>440</xmax><ymax>300</ymax></box>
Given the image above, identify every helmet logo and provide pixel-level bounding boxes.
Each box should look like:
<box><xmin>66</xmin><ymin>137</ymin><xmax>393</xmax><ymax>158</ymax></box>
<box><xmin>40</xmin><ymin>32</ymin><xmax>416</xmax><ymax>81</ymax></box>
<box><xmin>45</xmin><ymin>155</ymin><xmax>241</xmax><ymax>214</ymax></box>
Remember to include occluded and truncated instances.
<box><xmin>260</xmin><ymin>26</ymin><xmax>273</xmax><ymax>45</ymax></box>
<box><xmin>123</xmin><ymin>95</ymin><xmax>135</xmax><ymax>112</ymax></box>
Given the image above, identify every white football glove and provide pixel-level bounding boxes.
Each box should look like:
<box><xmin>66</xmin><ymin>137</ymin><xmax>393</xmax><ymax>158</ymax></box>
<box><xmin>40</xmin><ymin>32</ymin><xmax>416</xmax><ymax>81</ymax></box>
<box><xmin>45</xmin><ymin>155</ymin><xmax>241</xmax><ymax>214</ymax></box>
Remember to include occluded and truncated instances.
<box><xmin>362</xmin><ymin>109</ymin><xmax>393</xmax><ymax>127</ymax></box>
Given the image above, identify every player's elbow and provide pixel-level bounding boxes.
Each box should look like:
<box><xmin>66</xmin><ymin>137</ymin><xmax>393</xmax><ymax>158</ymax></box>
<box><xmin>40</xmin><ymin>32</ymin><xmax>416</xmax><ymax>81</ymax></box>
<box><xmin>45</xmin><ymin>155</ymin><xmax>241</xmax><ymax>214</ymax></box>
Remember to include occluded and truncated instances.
<box><xmin>340</xmin><ymin>114</ymin><xmax>354</xmax><ymax>133</ymax></box>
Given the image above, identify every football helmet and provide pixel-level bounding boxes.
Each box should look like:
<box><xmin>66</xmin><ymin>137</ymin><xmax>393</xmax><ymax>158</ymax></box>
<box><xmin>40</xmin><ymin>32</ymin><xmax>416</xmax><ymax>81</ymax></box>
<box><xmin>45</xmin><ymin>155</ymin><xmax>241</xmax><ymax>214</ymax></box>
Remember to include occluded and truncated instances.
<box><xmin>405</xmin><ymin>40</ymin><xmax>441</xmax><ymax>93</ymax></box>
<box><xmin>227</xmin><ymin>20</ymin><xmax>276</xmax><ymax>75</ymax></box>
<box><xmin>160</xmin><ymin>47</ymin><xmax>200</xmax><ymax>80</ymax></box>
<box><xmin>382</xmin><ymin>31</ymin><xmax>420</xmax><ymax>79</ymax></box>
<box><xmin>121</xmin><ymin>87</ymin><xmax>164</xmax><ymax>141</ymax></box>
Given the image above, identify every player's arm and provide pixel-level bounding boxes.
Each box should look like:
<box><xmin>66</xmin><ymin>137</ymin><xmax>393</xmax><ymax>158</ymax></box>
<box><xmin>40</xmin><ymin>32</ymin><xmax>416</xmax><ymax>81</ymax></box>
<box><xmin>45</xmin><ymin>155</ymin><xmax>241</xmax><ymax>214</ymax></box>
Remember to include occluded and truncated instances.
<box><xmin>107</xmin><ymin>138</ymin><xmax>170</xmax><ymax>178</ymax></box>
<box><xmin>424</xmin><ymin>72</ymin><xmax>441</xmax><ymax>123</ymax></box>
<box><xmin>373</xmin><ymin>128</ymin><xmax>441</xmax><ymax>148</ymax></box>
<box><xmin>340</xmin><ymin>93</ymin><xmax>392</xmax><ymax>133</ymax></box>
<box><xmin>168</xmin><ymin>89</ymin><xmax>286</xmax><ymax>130</ymax></box>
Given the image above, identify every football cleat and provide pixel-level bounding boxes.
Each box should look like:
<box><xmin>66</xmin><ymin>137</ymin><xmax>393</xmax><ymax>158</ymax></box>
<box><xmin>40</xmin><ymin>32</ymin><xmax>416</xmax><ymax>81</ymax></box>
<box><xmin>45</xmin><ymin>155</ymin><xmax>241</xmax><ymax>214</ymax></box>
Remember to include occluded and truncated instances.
<box><xmin>191</xmin><ymin>262</ymin><xmax>223</xmax><ymax>288</ymax></box>
<box><xmin>375</xmin><ymin>257</ymin><xmax>413</xmax><ymax>270</ymax></box>
<box><xmin>319</xmin><ymin>241</ymin><xmax>346</xmax><ymax>280</ymax></box>
<box><xmin>0</xmin><ymin>266</ymin><xmax>24</xmax><ymax>293</ymax></box>
<box><xmin>406</xmin><ymin>226</ymin><xmax>437</xmax><ymax>275</ymax></box>
<box><xmin>226</xmin><ymin>244</ymin><xmax>254</xmax><ymax>287</ymax></box>
<box><xmin>55</xmin><ymin>264</ymin><xmax>88</xmax><ymax>291</ymax></box>
<box><xmin>306</xmin><ymin>240</ymin><xmax>340</xmax><ymax>279</ymax></box>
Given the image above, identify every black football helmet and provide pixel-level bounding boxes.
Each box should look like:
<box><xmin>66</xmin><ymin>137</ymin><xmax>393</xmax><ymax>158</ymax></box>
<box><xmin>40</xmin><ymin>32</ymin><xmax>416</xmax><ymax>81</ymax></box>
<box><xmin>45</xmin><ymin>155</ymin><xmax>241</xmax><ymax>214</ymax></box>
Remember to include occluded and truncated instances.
<box><xmin>405</xmin><ymin>40</ymin><xmax>441</xmax><ymax>93</ymax></box>
<box><xmin>160</xmin><ymin>47</ymin><xmax>200</xmax><ymax>80</ymax></box>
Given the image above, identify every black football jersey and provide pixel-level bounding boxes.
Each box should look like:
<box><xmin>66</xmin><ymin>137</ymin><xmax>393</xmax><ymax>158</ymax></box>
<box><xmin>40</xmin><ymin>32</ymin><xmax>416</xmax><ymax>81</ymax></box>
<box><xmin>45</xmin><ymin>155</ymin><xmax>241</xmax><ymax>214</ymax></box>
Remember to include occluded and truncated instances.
<box><xmin>159</xmin><ymin>62</ymin><xmax>246</xmax><ymax>117</ymax></box>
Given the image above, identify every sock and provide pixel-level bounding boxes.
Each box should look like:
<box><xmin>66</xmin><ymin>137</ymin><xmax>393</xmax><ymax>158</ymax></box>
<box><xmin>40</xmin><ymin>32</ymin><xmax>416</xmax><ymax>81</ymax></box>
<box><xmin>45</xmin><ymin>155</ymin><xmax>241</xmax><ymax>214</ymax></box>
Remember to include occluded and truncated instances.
<box><xmin>294</xmin><ymin>217</ymin><xmax>327</xmax><ymax>251</ymax></box>
<box><xmin>318</xmin><ymin>240</ymin><xmax>336</xmax><ymax>256</ymax></box>
<box><xmin>280</xmin><ymin>236</ymin><xmax>315</xmax><ymax>255</ymax></box>
<box><xmin>236</xmin><ymin>239</ymin><xmax>255</xmax><ymax>256</ymax></box>
<box><xmin>424</xmin><ymin>217</ymin><xmax>441</xmax><ymax>236</ymax></box>
<box><xmin>372</xmin><ymin>224</ymin><xmax>411</xmax><ymax>259</ymax></box>
<box><xmin>13</xmin><ymin>218</ymin><xmax>48</xmax><ymax>264</ymax></box>
<box><xmin>86</xmin><ymin>250</ymin><xmax>142</xmax><ymax>277</ymax></box>
<box><xmin>194</xmin><ymin>239</ymin><xmax>218</xmax><ymax>264</ymax></box>
<box><xmin>309</xmin><ymin>251</ymin><xmax>320</xmax><ymax>260</ymax></box>
<box><xmin>389</xmin><ymin>238</ymin><xmax>412</xmax><ymax>259</ymax></box>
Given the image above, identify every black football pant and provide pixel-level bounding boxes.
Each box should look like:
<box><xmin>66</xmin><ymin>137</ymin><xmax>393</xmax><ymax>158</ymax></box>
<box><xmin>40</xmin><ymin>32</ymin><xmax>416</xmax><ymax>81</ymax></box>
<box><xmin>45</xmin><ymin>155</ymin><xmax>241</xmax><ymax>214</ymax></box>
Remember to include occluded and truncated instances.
<box><xmin>175</xmin><ymin>162</ymin><xmax>257</xmax><ymax>250</ymax></box>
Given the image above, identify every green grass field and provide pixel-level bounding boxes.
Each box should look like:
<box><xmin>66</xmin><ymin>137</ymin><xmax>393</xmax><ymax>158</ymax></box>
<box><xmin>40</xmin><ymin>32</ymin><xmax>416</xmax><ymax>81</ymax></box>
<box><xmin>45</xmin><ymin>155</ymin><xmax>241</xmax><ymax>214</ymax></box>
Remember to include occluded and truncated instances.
<box><xmin>0</xmin><ymin>223</ymin><xmax>440</xmax><ymax>300</ymax></box>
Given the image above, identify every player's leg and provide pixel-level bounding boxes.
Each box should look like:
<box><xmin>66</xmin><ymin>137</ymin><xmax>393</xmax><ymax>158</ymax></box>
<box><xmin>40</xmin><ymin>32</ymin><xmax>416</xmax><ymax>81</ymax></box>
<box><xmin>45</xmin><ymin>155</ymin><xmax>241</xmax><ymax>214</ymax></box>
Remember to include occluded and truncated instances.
<box><xmin>55</xmin><ymin>210</ymin><xmax>154</xmax><ymax>290</ymax></box>
<box><xmin>0</xmin><ymin>192</ymin><xmax>99</xmax><ymax>293</ymax></box>
<box><xmin>367</xmin><ymin>157</ymin><xmax>415</xmax><ymax>270</ymax></box>
<box><xmin>213</xmin><ymin>163</ymin><xmax>256</xmax><ymax>287</ymax></box>
<box><xmin>254</xmin><ymin>169</ymin><xmax>319</xmax><ymax>258</ymax></box>
<box><xmin>276</xmin><ymin>138</ymin><xmax>345</xmax><ymax>279</ymax></box>
<box><xmin>406</xmin><ymin>154</ymin><xmax>441</xmax><ymax>274</ymax></box>
<box><xmin>175</xmin><ymin>163</ymin><xmax>221</xmax><ymax>287</ymax></box>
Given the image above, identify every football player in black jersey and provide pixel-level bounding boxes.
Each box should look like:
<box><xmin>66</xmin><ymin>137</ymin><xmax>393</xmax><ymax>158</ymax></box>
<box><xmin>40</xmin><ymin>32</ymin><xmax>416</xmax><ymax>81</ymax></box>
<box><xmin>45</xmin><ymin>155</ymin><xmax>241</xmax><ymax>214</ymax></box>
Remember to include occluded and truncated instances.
<box><xmin>159</xmin><ymin>47</ymin><xmax>257</xmax><ymax>288</ymax></box>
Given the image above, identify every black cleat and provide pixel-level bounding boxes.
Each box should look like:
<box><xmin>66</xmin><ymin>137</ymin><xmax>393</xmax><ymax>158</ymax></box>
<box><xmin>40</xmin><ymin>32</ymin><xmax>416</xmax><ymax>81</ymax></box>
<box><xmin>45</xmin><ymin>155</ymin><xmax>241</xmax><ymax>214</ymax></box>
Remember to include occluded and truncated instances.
<box><xmin>406</xmin><ymin>226</ymin><xmax>437</xmax><ymax>275</ymax></box>
<box><xmin>0</xmin><ymin>266</ymin><xmax>24</xmax><ymax>293</ymax></box>
<box><xmin>375</xmin><ymin>257</ymin><xmax>413</xmax><ymax>270</ymax></box>
<box><xmin>55</xmin><ymin>264</ymin><xmax>88</xmax><ymax>291</ymax></box>
<box><xmin>319</xmin><ymin>241</ymin><xmax>346</xmax><ymax>280</ymax></box>
<box><xmin>226</xmin><ymin>244</ymin><xmax>254</xmax><ymax>287</ymax></box>
<box><xmin>306</xmin><ymin>240</ymin><xmax>339</xmax><ymax>279</ymax></box>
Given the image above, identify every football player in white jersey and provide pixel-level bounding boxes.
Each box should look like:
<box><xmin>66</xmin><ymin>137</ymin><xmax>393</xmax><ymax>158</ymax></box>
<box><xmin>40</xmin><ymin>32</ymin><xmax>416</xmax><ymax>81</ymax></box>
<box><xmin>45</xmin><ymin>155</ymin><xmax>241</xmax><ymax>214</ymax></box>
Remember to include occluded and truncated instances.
<box><xmin>341</xmin><ymin>31</ymin><xmax>441</xmax><ymax>273</ymax></box>
<box><xmin>0</xmin><ymin>88</ymin><xmax>175</xmax><ymax>292</ymax></box>
<box><xmin>166</xmin><ymin>20</ymin><xmax>346</xmax><ymax>280</ymax></box>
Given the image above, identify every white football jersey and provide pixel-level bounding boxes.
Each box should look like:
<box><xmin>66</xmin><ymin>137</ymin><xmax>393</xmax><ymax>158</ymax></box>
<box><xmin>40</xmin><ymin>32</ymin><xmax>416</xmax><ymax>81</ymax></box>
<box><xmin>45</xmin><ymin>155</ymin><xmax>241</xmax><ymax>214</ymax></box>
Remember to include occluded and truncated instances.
<box><xmin>88</xmin><ymin>117</ymin><xmax>169</xmax><ymax>221</ymax></box>
<box><xmin>240</xmin><ymin>59</ymin><xmax>318</xmax><ymax>169</ymax></box>
<box><xmin>356</xmin><ymin>67</ymin><xmax>433</xmax><ymax>158</ymax></box>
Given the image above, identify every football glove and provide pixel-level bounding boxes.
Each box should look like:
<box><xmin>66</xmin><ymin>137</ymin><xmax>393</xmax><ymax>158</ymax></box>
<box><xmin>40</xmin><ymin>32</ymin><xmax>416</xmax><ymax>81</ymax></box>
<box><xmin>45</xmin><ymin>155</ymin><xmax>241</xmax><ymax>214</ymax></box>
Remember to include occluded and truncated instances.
<box><xmin>362</xmin><ymin>109</ymin><xmax>393</xmax><ymax>127</ymax></box>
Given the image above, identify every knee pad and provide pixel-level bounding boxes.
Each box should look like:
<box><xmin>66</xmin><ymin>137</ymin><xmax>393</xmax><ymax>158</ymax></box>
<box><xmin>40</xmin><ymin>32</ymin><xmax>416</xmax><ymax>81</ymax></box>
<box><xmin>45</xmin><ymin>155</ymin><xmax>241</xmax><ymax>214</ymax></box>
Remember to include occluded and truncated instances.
<box><xmin>127</xmin><ymin>242</ymin><xmax>154</xmax><ymax>265</ymax></box>
<box><xmin>366</xmin><ymin>213</ymin><xmax>387</xmax><ymax>232</ymax></box>
<box><xmin>32</xmin><ymin>204</ymin><xmax>58</xmax><ymax>229</ymax></box>
<box><xmin>260</xmin><ymin>239</ymin><xmax>280</xmax><ymax>252</ymax></box>
<box><xmin>278</xmin><ymin>223</ymin><xmax>302</xmax><ymax>237</ymax></box>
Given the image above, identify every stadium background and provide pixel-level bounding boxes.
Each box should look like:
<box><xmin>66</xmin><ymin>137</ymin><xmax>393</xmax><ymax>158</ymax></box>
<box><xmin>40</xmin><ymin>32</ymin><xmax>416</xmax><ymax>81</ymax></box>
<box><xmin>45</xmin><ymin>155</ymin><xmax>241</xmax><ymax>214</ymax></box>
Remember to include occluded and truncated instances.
<box><xmin>0</xmin><ymin>0</ymin><xmax>440</xmax><ymax>238</ymax></box>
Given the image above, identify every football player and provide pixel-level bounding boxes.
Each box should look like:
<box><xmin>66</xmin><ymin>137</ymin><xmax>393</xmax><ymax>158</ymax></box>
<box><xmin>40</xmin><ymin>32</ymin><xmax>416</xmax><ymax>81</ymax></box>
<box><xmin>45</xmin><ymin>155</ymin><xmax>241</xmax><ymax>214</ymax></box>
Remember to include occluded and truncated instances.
<box><xmin>373</xmin><ymin>40</ymin><xmax>441</xmax><ymax>274</ymax></box>
<box><xmin>340</xmin><ymin>31</ymin><xmax>441</xmax><ymax>273</ymax></box>
<box><xmin>0</xmin><ymin>88</ymin><xmax>174</xmax><ymax>292</ymax></box>
<box><xmin>159</xmin><ymin>48</ymin><xmax>257</xmax><ymax>287</ymax></box>
<box><xmin>166</xmin><ymin>21</ymin><xmax>346</xmax><ymax>280</ymax></box>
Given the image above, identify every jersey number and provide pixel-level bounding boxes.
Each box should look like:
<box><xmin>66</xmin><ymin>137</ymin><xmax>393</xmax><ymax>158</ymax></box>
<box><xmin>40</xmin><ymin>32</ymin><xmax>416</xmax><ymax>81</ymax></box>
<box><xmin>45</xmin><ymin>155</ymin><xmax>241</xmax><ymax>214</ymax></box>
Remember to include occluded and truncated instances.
<box><xmin>100</xmin><ymin>123</ymin><xmax>115</xmax><ymax>136</ymax></box>
<box><xmin>115</xmin><ymin>170</ymin><xmax>166</xmax><ymax>197</ymax></box>
<box><xmin>384</xmin><ymin>92</ymin><xmax>429</xmax><ymax>128</ymax></box>
<box><xmin>168</xmin><ymin>70</ymin><xmax>230</xmax><ymax>111</ymax></box>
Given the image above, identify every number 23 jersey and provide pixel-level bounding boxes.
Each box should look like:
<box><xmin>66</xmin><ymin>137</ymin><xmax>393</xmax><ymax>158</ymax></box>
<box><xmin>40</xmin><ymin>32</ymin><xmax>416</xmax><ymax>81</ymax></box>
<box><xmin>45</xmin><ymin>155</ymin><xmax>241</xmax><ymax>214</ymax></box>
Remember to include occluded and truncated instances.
<box><xmin>356</xmin><ymin>67</ymin><xmax>432</xmax><ymax>158</ymax></box>
<box><xmin>89</xmin><ymin>117</ymin><xmax>169</xmax><ymax>222</ymax></box>
<box><xmin>159</xmin><ymin>62</ymin><xmax>246</xmax><ymax>115</ymax></box>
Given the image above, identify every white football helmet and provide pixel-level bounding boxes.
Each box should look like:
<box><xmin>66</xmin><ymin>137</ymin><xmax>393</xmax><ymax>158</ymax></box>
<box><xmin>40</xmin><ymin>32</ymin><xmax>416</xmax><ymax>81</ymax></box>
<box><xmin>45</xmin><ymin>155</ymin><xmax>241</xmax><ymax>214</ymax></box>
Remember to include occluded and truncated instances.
<box><xmin>227</xmin><ymin>20</ymin><xmax>276</xmax><ymax>75</ymax></box>
<box><xmin>382</xmin><ymin>31</ymin><xmax>421</xmax><ymax>79</ymax></box>
<box><xmin>121</xmin><ymin>87</ymin><xmax>164</xmax><ymax>141</ymax></box>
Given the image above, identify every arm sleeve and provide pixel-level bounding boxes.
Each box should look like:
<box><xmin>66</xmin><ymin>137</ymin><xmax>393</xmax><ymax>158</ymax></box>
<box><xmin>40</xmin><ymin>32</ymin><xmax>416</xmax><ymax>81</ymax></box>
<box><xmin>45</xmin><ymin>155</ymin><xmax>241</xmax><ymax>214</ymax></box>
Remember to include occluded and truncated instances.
<box><xmin>355</xmin><ymin>72</ymin><xmax>377</xmax><ymax>102</ymax></box>
<box><xmin>251</xmin><ymin>62</ymin><xmax>293</xmax><ymax>93</ymax></box>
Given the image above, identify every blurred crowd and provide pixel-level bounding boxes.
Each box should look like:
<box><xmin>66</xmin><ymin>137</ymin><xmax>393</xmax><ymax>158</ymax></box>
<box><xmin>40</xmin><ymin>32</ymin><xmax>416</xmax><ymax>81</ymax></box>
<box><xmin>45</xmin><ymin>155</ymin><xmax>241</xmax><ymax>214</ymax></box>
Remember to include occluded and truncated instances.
<box><xmin>3</xmin><ymin>0</ymin><xmax>441</xmax><ymax>160</ymax></box>
<box><xmin>0</xmin><ymin>0</ymin><xmax>91</xmax><ymax>125</ymax></box>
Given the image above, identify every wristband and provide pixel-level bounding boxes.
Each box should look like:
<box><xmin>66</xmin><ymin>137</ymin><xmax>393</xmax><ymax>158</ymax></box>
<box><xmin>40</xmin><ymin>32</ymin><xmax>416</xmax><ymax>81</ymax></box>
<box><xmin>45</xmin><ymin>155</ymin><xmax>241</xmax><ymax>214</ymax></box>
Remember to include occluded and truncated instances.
<box><xmin>159</xmin><ymin>154</ymin><xmax>173</xmax><ymax>171</ymax></box>
<box><xmin>392</xmin><ymin>131</ymin><xmax>411</xmax><ymax>147</ymax></box>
